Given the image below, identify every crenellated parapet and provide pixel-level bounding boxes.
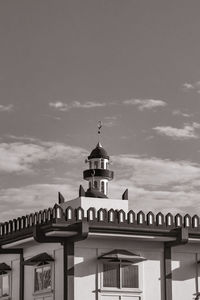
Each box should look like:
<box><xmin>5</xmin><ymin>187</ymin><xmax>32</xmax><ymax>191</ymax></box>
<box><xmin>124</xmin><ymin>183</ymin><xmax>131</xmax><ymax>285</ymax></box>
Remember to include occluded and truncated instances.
<box><xmin>0</xmin><ymin>206</ymin><xmax>200</xmax><ymax>239</ymax></box>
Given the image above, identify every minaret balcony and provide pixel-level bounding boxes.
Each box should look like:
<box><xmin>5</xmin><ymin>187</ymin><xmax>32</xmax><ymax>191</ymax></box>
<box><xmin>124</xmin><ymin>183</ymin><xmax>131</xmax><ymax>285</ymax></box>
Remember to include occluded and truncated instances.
<box><xmin>83</xmin><ymin>169</ymin><xmax>114</xmax><ymax>181</ymax></box>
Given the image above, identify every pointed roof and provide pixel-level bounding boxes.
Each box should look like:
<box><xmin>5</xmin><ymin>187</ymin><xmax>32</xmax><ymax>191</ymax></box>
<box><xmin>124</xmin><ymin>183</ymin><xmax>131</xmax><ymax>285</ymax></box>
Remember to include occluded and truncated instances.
<box><xmin>98</xmin><ymin>249</ymin><xmax>146</xmax><ymax>263</ymax></box>
<box><xmin>88</xmin><ymin>142</ymin><xmax>109</xmax><ymax>159</ymax></box>
<box><xmin>0</xmin><ymin>263</ymin><xmax>11</xmax><ymax>272</ymax></box>
<box><xmin>23</xmin><ymin>252</ymin><xmax>54</xmax><ymax>265</ymax></box>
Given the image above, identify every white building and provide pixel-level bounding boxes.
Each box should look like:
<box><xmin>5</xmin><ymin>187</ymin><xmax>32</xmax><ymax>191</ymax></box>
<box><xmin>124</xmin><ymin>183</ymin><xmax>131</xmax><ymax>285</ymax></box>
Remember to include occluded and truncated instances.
<box><xmin>0</xmin><ymin>142</ymin><xmax>200</xmax><ymax>300</ymax></box>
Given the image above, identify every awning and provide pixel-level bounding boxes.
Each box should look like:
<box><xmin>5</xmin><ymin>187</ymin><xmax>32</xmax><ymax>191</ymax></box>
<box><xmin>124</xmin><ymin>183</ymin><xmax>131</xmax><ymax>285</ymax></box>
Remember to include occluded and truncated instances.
<box><xmin>0</xmin><ymin>263</ymin><xmax>11</xmax><ymax>272</ymax></box>
<box><xmin>98</xmin><ymin>249</ymin><xmax>146</xmax><ymax>263</ymax></box>
<box><xmin>23</xmin><ymin>252</ymin><xmax>54</xmax><ymax>266</ymax></box>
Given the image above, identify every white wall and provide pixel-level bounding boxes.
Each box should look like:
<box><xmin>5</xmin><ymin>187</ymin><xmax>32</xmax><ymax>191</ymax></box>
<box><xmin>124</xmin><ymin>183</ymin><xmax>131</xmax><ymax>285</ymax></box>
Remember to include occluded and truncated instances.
<box><xmin>74</xmin><ymin>239</ymin><xmax>200</xmax><ymax>300</ymax></box>
<box><xmin>1</xmin><ymin>237</ymin><xmax>200</xmax><ymax>300</ymax></box>
<box><xmin>62</xmin><ymin>196</ymin><xmax>129</xmax><ymax>213</ymax></box>
<box><xmin>75</xmin><ymin>237</ymin><xmax>164</xmax><ymax>300</ymax></box>
<box><xmin>23</xmin><ymin>242</ymin><xmax>63</xmax><ymax>300</ymax></box>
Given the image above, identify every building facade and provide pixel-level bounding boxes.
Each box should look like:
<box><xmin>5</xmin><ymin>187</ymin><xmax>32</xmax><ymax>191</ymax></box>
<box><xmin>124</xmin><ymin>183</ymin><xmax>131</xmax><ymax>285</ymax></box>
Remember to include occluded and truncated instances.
<box><xmin>0</xmin><ymin>143</ymin><xmax>200</xmax><ymax>300</ymax></box>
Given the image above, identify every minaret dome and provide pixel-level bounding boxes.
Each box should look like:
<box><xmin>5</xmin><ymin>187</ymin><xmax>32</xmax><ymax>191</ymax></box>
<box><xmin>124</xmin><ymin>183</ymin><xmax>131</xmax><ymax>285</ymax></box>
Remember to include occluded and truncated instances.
<box><xmin>83</xmin><ymin>142</ymin><xmax>114</xmax><ymax>198</ymax></box>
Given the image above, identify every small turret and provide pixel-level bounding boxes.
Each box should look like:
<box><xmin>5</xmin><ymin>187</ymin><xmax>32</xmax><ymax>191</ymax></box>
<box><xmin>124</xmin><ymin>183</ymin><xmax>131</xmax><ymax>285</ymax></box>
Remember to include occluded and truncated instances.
<box><xmin>83</xmin><ymin>122</ymin><xmax>114</xmax><ymax>198</ymax></box>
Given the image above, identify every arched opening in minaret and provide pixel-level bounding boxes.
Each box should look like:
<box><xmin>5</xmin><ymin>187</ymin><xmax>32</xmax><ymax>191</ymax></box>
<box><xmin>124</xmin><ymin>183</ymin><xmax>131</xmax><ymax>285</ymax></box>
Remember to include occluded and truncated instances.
<box><xmin>101</xmin><ymin>160</ymin><xmax>104</xmax><ymax>169</ymax></box>
<box><xmin>101</xmin><ymin>181</ymin><xmax>105</xmax><ymax>193</ymax></box>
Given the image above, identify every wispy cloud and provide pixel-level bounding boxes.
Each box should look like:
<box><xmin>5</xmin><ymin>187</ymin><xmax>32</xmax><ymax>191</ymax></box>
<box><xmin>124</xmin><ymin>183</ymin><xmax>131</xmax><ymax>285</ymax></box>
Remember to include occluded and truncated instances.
<box><xmin>172</xmin><ymin>110</ymin><xmax>192</xmax><ymax>118</ymax></box>
<box><xmin>182</xmin><ymin>82</ymin><xmax>195</xmax><ymax>90</ymax></box>
<box><xmin>0</xmin><ymin>183</ymin><xmax>77</xmax><ymax>221</ymax></box>
<box><xmin>123</xmin><ymin>99</ymin><xmax>167</xmax><ymax>111</ymax></box>
<box><xmin>49</xmin><ymin>101</ymin><xmax>106</xmax><ymax>111</ymax></box>
<box><xmin>110</xmin><ymin>154</ymin><xmax>200</xmax><ymax>215</ymax></box>
<box><xmin>153</xmin><ymin>122</ymin><xmax>200</xmax><ymax>140</ymax></box>
<box><xmin>182</xmin><ymin>81</ymin><xmax>200</xmax><ymax>92</ymax></box>
<box><xmin>103</xmin><ymin>116</ymin><xmax>118</xmax><ymax>127</ymax></box>
<box><xmin>0</xmin><ymin>104</ymin><xmax>13</xmax><ymax>112</ymax></box>
<box><xmin>0</xmin><ymin>140</ymin><xmax>87</xmax><ymax>174</ymax></box>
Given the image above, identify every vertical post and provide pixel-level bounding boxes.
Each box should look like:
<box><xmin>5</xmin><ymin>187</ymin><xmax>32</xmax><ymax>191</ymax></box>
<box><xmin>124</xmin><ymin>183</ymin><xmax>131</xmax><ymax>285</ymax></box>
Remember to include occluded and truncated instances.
<box><xmin>164</xmin><ymin>244</ymin><xmax>172</xmax><ymax>300</ymax></box>
<box><xmin>19</xmin><ymin>251</ymin><xmax>24</xmax><ymax>300</ymax></box>
<box><xmin>63</xmin><ymin>241</ymin><xmax>74</xmax><ymax>300</ymax></box>
<box><xmin>195</xmin><ymin>253</ymin><xmax>199</xmax><ymax>298</ymax></box>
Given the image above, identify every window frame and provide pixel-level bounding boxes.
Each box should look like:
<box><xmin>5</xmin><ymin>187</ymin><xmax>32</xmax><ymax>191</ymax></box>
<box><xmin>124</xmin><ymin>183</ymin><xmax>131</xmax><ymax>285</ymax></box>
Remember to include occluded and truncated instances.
<box><xmin>100</xmin><ymin>261</ymin><xmax>143</xmax><ymax>294</ymax></box>
<box><xmin>0</xmin><ymin>272</ymin><xmax>10</xmax><ymax>299</ymax></box>
<box><xmin>33</xmin><ymin>262</ymin><xmax>53</xmax><ymax>296</ymax></box>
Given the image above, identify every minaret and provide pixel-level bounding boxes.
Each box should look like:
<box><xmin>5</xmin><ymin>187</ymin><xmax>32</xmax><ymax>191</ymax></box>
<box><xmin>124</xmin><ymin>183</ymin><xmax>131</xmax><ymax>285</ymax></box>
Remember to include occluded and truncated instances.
<box><xmin>83</xmin><ymin>122</ymin><xmax>114</xmax><ymax>198</ymax></box>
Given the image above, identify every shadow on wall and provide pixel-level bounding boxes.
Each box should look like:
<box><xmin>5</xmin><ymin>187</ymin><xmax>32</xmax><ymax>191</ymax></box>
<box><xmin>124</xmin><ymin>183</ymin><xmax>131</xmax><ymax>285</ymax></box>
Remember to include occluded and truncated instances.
<box><xmin>164</xmin><ymin>253</ymin><xmax>197</xmax><ymax>300</ymax></box>
<box><xmin>75</xmin><ymin>257</ymin><xmax>97</xmax><ymax>278</ymax></box>
<box><xmin>75</xmin><ymin>252</ymin><xmax>165</xmax><ymax>300</ymax></box>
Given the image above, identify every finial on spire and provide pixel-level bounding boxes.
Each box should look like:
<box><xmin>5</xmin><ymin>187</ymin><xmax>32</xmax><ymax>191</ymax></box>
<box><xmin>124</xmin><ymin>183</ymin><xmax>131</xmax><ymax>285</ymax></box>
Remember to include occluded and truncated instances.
<box><xmin>98</xmin><ymin>120</ymin><xmax>102</xmax><ymax>134</ymax></box>
<box><xmin>98</xmin><ymin>121</ymin><xmax>102</xmax><ymax>142</ymax></box>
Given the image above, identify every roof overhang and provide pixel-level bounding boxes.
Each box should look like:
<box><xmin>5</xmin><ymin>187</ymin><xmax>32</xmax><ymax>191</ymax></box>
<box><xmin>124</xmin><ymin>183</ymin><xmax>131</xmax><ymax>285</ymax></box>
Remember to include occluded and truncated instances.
<box><xmin>23</xmin><ymin>252</ymin><xmax>54</xmax><ymax>266</ymax></box>
<box><xmin>98</xmin><ymin>249</ymin><xmax>146</xmax><ymax>263</ymax></box>
<box><xmin>0</xmin><ymin>263</ymin><xmax>11</xmax><ymax>271</ymax></box>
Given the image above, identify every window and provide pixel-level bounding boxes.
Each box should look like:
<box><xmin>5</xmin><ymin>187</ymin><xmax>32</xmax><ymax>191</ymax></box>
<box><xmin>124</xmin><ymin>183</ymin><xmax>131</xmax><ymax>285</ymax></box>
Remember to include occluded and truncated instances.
<box><xmin>89</xmin><ymin>161</ymin><xmax>92</xmax><ymax>169</ymax></box>
<box><xmin>94</xmin><ymin>161</ymin><xmax>98</xmax><ymax>169</ymax></box>
<box><xmin>103</xmin><ymin>263</ymin><xmax>139</xmax><ymax>289</ymax></box>
<box><xmin>34</xmin><ymin>263</ymin><xmax>52</xmax><ymax>293</ymax></box>
<box><xmin>94</xmin><ymin>181</ymin><xmax>98</xmax><ymax>189</ymax></box>
<box><xmin>0</xmin><ymin>273</ymin><xmax>10</xmax><ymax>298</ymax></box>
<box><xmin>101</xmin><ymin>181</ymin><xmax>105</xmax><ymax>193</ymax></box>
<box><xmin>101</xmin><ymin>160</ymin><xmax>104</xmax><ymax>169</ymax></box>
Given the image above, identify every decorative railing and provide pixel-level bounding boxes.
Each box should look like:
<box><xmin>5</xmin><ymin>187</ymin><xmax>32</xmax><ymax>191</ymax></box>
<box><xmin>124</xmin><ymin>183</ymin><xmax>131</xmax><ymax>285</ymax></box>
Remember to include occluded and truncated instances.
<box><xmin>83</xmin><ymin>169</ymin><xmax>114</xmax><ymax>180</ymax></box>
<box><xmin>0</xmin><ymin>205</ymin><xmax>199</xmax><ymax>237</ymax></box>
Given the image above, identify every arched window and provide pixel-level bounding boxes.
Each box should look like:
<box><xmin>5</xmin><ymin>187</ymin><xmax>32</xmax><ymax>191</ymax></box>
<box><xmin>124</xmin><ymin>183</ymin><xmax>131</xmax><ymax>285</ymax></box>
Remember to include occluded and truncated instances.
<box><xmin>94</xmin><ymin>161</ymin><xmax>98</xmax><ymax>169</ymax></box>
<box><xmin>94</xmin><ymin>181</ymin><xmax>98</xmax><ymax>189</ymax></box>
<box><xmin>101</xmin><ymin>181</ymin><xmax>105</xmax><ymax>193</ymax></box>
<box><xmin>101</xmin><ymin>160</ymin><xmax>104</xmax><ymax>169</ymax></box>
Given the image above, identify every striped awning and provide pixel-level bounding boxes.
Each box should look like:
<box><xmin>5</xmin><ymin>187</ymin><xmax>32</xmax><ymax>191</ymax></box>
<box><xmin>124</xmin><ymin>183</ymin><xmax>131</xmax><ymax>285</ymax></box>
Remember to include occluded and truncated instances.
<box><xmin>24</xmin><ymin>252</ymin><xmax>54</xmax><ymax>266</ymax></box>
<box><xmin>98</xmin><ymin>249</ymin><xmax>146</xmax><ymax>263</ymax></box>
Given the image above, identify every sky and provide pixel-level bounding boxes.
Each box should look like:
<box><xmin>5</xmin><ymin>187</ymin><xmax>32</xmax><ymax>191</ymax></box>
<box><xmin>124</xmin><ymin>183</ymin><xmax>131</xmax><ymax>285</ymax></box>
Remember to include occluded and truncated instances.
<box><xmin>0</xmin><ymin>0</ymin><xmax>200</xmax><ymax>221</ymax></box>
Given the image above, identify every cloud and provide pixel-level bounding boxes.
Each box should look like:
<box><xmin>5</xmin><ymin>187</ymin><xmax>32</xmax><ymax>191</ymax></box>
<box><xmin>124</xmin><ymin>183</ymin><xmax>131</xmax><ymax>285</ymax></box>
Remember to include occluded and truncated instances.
<box><xmin>0</xmin><ymin>104</ymin><xmax>13</xmax><ymax>112</ymax></box>
<box><xmin>113</xmin><ymin>155</ymin><xmax>200</xmax><ymax>187</ymax></box>
<box><xmin>153</xmin><ymin>122</ymin><xmax>200</xmax><ymax>139</ymax></box>
<box><xmin>49</xmin><ymin>102</ymin><xmax>69</xmax><ymax>111</ymax></box>
<box><xmin>110</xmin><ymin>154</ymin><xmax>200</xmax><ymax>215</ymax></box>
<box><xmin>172</xmin><ymin>110</ymin><xmax>192</xmax><ymax>118</ymax></box>
<box><xmin>182</xmin><ymin>82</ymin><xmax>194</xmax><ymax>90</ymax></box>
<box><xmin>103</xmin><ymin>116</ymin><xmax>118</xmax><ymax>127</ymax></box>
<box><xmin>123</xmin><ymin>99</ymin><xmax>167</xmax><ymax>111</ymax></box>
<box><xmin>49</xmin><ymin>101</ymin><xmax>106</xmax><ymax>111</ymax></box>
<box><xmin>0</xmin><ymin>140</ymin><xmax>87</xmax><ymax>174</ymax></box>
<box><xmin>2</xmin><ymin>149</ymin><xmax>200</xmax><ymax>219</ymax></box>
<box><xmin>182</xmin><ymin>81</ymin><xmax>200</xmax><ymax>92</ymax></box>
<box><xmin>0</xmin><ymin>183</ymin><xmax>77</xmax><ymax>221</ymax></box>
